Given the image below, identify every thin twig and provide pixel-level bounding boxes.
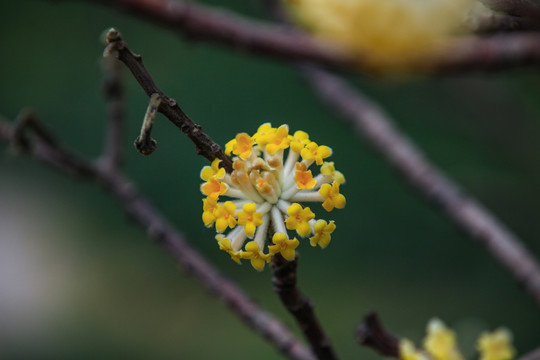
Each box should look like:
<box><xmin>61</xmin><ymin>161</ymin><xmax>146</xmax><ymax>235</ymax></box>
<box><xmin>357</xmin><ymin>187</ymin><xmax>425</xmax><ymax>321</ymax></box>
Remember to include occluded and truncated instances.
<box><xmin>11</xmin><ymin>110</ymin><xmax>58</xmax><ymax>152</ymax></box>
<box><xmin>518</xmin><ymin>347</ymin><xmax>540</xmax><ymax>360</ymax></box>
<box><xmin>0</xmin><ymin>115</ymin><xmax>315</xmax><ymax>360</ymax></box>
<box><xmin>271</xmin><ymin>254</ymin><xmax>338</xmax><ymax>360</ymax></box>
<box><xmin>429</xmin><ymin>33</ymin><xmax>540</xmax><ymax>73</ymax></box>
<box><xmin>104</xmin><ymin>28</ymin><xmax>233</xmax><ymax>172</ymax></box>
<box><xmin>134</xmin><ymin>93</ymin><xmax>161</xmax><ymax>155</ymax></box>
<box><xmin>300</xmin><ymin>64</ymin><xmax>540</xmax><ymax>307</ymax></box>
<box><xmin>355</xmin><ymin>312</ymin><xmax>400</xmax><ymax>358</ymax></box>
<box><xmin>100</xmin><ymin>54</ymin><xmax>124</xmax><ymax>170</ymax></box>
<box><xmin>80</xmin><ymin>0</ymin><xmax>540</xmax><ymax>74</ymax></box>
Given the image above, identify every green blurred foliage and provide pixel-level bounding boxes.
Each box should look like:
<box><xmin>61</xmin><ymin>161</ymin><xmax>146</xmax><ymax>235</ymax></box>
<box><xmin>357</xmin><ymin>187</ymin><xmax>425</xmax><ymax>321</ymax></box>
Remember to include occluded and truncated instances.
<box><xmin>1</xmin><ymin>1</ymin><xmax>539</xmax><ymax>359</ymax></box>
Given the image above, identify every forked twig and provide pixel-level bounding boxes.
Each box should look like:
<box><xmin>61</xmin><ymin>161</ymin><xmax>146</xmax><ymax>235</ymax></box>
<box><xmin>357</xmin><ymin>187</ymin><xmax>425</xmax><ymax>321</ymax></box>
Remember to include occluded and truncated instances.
<box><xmin>104</xmin><ymin>28</ymin><xmax>233</xmax><ymax>172</ymax></box>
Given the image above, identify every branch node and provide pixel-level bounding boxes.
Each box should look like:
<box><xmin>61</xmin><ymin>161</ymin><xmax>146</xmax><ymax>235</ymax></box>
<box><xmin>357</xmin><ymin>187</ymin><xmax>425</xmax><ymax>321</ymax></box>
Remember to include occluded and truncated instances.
<box><xmin>355</xmin><ymin>312</ymin><xmax>399</xmax><ymax>358</ymax></box>
<box><xmin>134</xmin><ymin>93</ymin><xmax>161</xmax><ymax>155</ymax></box>
<box><xmin>11</xmin><ymin>110</ymin><xmax>57</xmax><ymax>153</ymax></box>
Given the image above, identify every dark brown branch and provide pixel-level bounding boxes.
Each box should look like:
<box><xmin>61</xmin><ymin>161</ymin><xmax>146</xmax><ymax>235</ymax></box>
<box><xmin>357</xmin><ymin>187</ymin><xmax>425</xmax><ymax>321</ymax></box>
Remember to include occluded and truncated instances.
<box><xmin>104</xmin><ymin>28</ymin><xmax>233</xmax><ymax>172</ymax></box>
<box><xmin>518</xmin><ymin>347</ymin><xmax>540</xmax><ymax>360</ymax></box>
<box><xmin>355</xmin><ymin>312</ymin><xmax>399</xmax><ymax>358</ymax></box>
<box><xmin>300</xmin><ymin>65</ymin><xmax>540</xmax><ymax>307</ymax></box>
<box><xmin>271</xmin><ymin>254</ymin><xmax>338</xmax><ymax>360</ymax></box>
<box><xmin>80</xmin><ymin>0</ymin><xmax>540</xmax><ymax>74</ymax></box>
<box><xmin>100</xmin><ymin>54</ymin><xmax>125</xmax><ymax>170</ymax></box>
<box><xmin>0</xmin><ymin>115</ymin><xmax>314</xmax><ymax>360</ymax></box>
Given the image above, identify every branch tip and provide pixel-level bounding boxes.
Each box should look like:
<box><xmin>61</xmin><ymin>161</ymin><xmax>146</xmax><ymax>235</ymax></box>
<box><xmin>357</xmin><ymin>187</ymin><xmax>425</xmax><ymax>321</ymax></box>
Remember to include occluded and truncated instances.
<box><xmin>355</xmin><ymin>312</ymin><xmax>399</xmax><ymax>358</ymax></box>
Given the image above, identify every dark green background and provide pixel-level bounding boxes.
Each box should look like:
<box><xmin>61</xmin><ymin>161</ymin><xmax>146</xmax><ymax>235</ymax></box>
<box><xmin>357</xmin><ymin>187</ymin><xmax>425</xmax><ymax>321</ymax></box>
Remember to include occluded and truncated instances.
<box><xmin>1</xmin><ymin>1</ymin><xmax>539</xmax><ymax>359</ymax></box>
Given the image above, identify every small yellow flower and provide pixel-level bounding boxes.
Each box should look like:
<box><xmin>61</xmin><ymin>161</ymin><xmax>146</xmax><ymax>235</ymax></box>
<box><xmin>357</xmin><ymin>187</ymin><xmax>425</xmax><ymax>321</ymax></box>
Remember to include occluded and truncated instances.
<box><xmin>252</xmin><ymin>123</ymin><xmax>276</xmax><ymax>146</ymax></box>
<box><xmin>237</xmin><ymin>203</ymin><xmax>264</xmax><ymax>238</ymax></box>
<box><xmin>423</xmin><ymin>319</ymin><xmax>463</xmax><ymax>360</ymax></box>
<box><xmin>319</xmin><ymin>181</ymin><xmax>346</xmax><ymax>211</ymax></box>
<box><xmin>214</xmin><ymin>201</ymin><xmax>237</xmax><ymax>232</ymax></box>
<box><xmin>477</xmin><ymin>329</ymin><xmax>515</xmax><ymax>360</ymax></box>
<box><xmin>216</xmin><ymin>235</ymin><xmax>243</xmax><ymax>264</ymax></box>
<box><xmin>241</xmin><ymin>241</ymin><xmax>271</xmax><ymax>271</ymax></box>
<box><xmin>321</xmin><ymin>161</ymin><xmax>345</xmax><ymax>184</ymax></box>
<box><xmin>200</xmin><ymin>158</ymin><xmax>225</xmax><ymax>181</ymax></box>
<box><xmin>289</xmin><ymin>130</ymin><xmax>310</xmax><ymax>153</ymax></box>
<box><xmin>201</xmin><ymin>177</ymin><xmax>228</xmax><ymax>200</ymax></box>
<box><xmin>309</xmin><ymin>219</ymin><xmax>336</xmax><ymax>248</ymax></box>
<box><xmin>301</xmin><ymin>141</ymin><xmax>332</xmax><ymax>165</ymax></box>
<box><xmin>285</xmin><ymin>203</ymin><xmax>315</xmax><ymax>237</ymax></box>
<box><xmin>268</xmin><ymin>233</ymin><xmax>300</xmax><ymax>260</ymax></box>
<box><xmin>202</xmin><ymin>197</ymin><xmax>218</xmax><ymax>227</ymax></box>
<box><xmin>400</xmin><ymin>339</ymin><xmax>429</xmax><ymax>360</ymax></box>
<box><xmin>232</xmin><ymin>133</ymin><xmax>255</xmax><ymax>160</ymax></box>
<box><xmin>266</xmin><ymin>125</ymin><xmax>290</xmax><ymax>154</ymax></box>
<box><xmin>295</xmin><ymin>162</ymin><xmax>316</xmax><ymax>189</ymax></box>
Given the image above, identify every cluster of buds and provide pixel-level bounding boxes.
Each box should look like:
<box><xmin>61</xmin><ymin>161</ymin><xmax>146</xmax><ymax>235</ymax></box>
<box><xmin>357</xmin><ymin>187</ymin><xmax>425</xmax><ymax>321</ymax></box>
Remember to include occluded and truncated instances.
<box><xmin>401</xmin><ymin>319</ymin><xmax>515</xmax><ymax>360</ymax></box>
<box><xmin>200</xmin><ymin>123</ymin><xmax>346</xmax><ymax>270</ymax></box>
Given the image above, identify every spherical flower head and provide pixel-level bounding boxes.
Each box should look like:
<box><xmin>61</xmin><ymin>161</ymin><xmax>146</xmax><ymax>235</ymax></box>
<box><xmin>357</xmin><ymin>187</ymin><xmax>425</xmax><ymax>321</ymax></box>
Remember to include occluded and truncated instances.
<box><xmin>199</xmin><ymin>123</ymin><xmax>347</xmax><ymax>270</ymax></box>
<box><xmin>477</xmin><ymin>329</ymin><xmax>515</xmax><ymax>360</ymax></box>
<box><xmin>423</xmin><ymin>319</ymin><xmax>464</xmax><ymax>360</ymax></box>
<box><xmin>284</xmin><ymin>0</ymin><xmax>475</xmax><ymax>72</ymax></box>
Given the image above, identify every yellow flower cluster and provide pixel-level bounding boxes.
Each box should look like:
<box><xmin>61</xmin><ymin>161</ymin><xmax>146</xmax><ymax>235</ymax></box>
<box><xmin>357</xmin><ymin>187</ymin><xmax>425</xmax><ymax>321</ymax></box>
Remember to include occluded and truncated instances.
<box><xmin>285</xmin><ymin>0</ymin><xmax>475</xmax><ymax>71</ymax></box>
<box><xmin>400</xmin><ymin>319</ymin><xmax>515</xmax><ymax>360</ymax></box>
<box><xmin>200</xmin><ymin>123</ymin><xmax>346</xmax><ymax>270</ymax></box>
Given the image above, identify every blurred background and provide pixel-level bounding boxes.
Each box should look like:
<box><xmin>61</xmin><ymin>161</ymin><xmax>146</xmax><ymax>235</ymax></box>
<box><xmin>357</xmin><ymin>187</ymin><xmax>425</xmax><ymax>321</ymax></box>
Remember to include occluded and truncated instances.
<box><xmin>1</xmin><ymin>1</ymin><xmax>540</xmax><ymax>359</ymax></box>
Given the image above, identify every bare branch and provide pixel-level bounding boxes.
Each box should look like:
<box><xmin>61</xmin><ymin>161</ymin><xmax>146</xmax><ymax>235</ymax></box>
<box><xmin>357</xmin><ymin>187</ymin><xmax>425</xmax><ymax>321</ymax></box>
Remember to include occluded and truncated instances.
<box><xmin>479</xmin><ymin>0</ymin><xmax>540</xmax><ymax>19</ymax></box>
<box><xmin>271</xmin><ymin>254</ymin><xmax>338</xmax><ymax>360</ymax></box>
<box><xmin>88</xmin><ymin>0</ymin><xmax>351</xmax><ymax>67</ymax></box>
<box><xmin>11</xmin><ymin>110</ymin><xmax>58</xmax><ymax>152</ymax></box>
<box><xmin>466</xmin><ymin>13</ymin><xmax>524</xmax><ymax>33</ymax></box>
<box><xmin>430</xmin><ymin>33</ymin><xmax>540</xmax><ymax>72</ymax></box>
<box><xmin>78</xmin><ymin>0</ymin><xmax>540</xmax><ymax>74</ymax></box>
<box><xmin>104</xmin><ymin>28</ymin><xmax>233</xmax><ymax>172</ymax></box>
<box><xmin>0</xmin><ymin>115</ymin><xmax>315</xmax><ymax>360</ymax></box>
<box><xmin>355</xmin><ymin>312</ymin><xmax>399</xmax><ymax>358</ymax></box>
<box><xmin>100</xmin><ymin>54</ymin><xmax>125</xmax><ymax>170</ymax></box>
<box><xmin>300</xmin><ymin>64</ymin><xmax>540</xmax><ymax>307</ymax></box>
